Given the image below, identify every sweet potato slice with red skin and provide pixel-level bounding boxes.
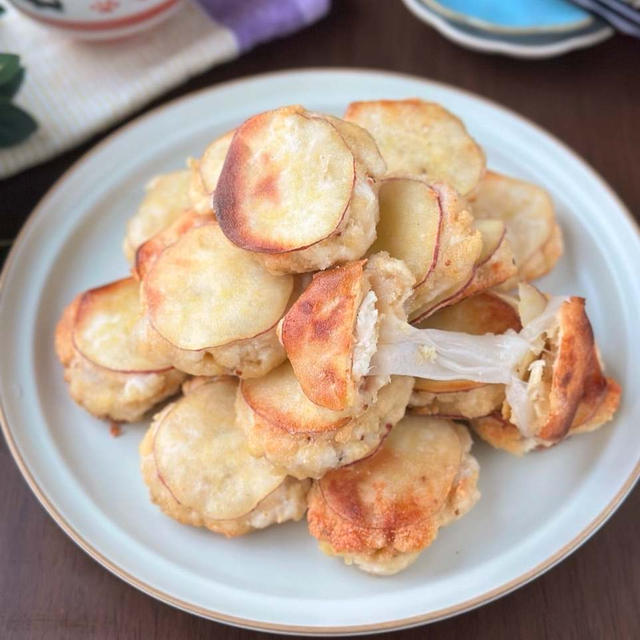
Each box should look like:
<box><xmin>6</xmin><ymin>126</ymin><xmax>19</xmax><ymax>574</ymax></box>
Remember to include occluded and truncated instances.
<box><xmin>280</xmin><ymin>261</ymin><xmax>366</xmax><ymax>412</ymax></box>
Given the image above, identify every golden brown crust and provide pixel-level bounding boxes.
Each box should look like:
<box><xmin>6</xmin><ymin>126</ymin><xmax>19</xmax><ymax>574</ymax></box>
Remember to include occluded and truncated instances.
<box><xmin>123</xmin><ymin>170</ymin><xmax>193</xmax><ymax>264</ymax></box>
<box><xmin>215</xmin><ymin>106</ymin><xmax>354</xmax><ymax>254</ymax></box>
<box><xmin>238</xmin><ymin>370</ymin><xmax>413</xmax><ymax>480</ymax></box>
<box><xmin>344</xmin><ymin>99</ymin><xmax>485</xmax><ymax>197</ymax></box>
<box><xmin>414</xmin><ymin>291</ymin><xmax>521</xmax><ymax>334</ymax></box>
<box><xmin>307</xmin><ymin>417</ymin><xmax>479</xmax><ymax>559</ymax></box>
<box><xmin>539</xmin><ymin>297</ymin><xmax>594</xmax><ymax>441</ymax></box>
<box><xmin>410</xmin><ymin>384</ymin><xmax>505</xmax><ymax>420</ymax></box>
<box><xmin>472</xmin><ymin>334</ymin><xmax>618</xmax><ymax>455</ymax></box>
<box><xmin>55</xmin><ymin>281</ymin><xmax>185</xmax><ymax>422</ymax></box>
<box><xmin>307</xmin><ymin>482</ymin><xmax>439</xmax><ymax>556</ymax></box>
<box><xmin>572</xmin><ymin>377</ymin><xmax>620</xmax><ymax>434</ymax></box>
<box><xmin>140</xmin><ymin>406</ymin><xmax>310</xmax><ymax>537</ymax></box>
<box><xmin>55</xmin><ymin>296</ymin><xmax>80</xmax><ymax>367</ymax></box>
<box><xmin>472</xmin><ymin>367</ymin><xmax>621</xmax><ymax>454</ymax></box>
<box><xmin>280</xmin><ymin>261</ymin><xmax>365</xmax><ymax>411</ymax></box>
<box><xmin>469</xmin><ymin>413</ymin><xmax>529</xmax><ymax>455</ymax></box>
<box><xmin>570</xmin><ymin>348</ymin><xmax>621</xmax><ymax>434</ymax></box>
<box><xmin>134</xmin><ymin>210</ymin><xmax>213</xmax><ymax>281</ymax></box>
<box><xmin>239</xmin><ymin>362</ymin><xmax>352</xmax><ymax>435</ymax></box>
<box><xmin>568</xmin><ymin>348</ymin><xmax>608</xmax><ymax>429</ymax></box>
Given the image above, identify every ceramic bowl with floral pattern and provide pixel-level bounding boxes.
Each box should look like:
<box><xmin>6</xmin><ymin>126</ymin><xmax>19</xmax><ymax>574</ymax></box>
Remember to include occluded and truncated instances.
<box><xmin>8</xmin><ymin>0</ymin><xmax>185</xmax><ymax>40</ymax></box>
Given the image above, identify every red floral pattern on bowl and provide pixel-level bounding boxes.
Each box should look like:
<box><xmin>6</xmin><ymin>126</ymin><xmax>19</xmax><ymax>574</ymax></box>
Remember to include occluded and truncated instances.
<box><xmin>8</xmin><ymin>0</ymin><xmax>185</xmax><ymax>40</ymax></box>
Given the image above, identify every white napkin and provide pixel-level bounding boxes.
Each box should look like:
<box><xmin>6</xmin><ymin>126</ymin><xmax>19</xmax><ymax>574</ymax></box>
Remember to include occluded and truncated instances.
<box><xmin>0</xmin><ymin>0</ymin><xmax>329</xmax><ymax>179</ymax></box>
<box><xmin>0</xmin><ymin>2</ymin><xmax>244</xmax><ymax>178</ymax></box>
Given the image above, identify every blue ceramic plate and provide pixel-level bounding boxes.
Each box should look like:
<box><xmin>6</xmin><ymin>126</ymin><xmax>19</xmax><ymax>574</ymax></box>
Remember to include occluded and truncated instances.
<box><xmin>404</xmin><ymin>0</ymin><xmax>613</xmax><ymax>58</ymax></box>
<box><xmin>421</xmin><ymin>0</ymin><xmax>593</xmax><ymax>34</ymax></box>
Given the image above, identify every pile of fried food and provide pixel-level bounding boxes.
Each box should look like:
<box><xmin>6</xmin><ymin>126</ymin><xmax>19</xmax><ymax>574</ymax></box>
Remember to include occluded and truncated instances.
<box><xmin>55</xmin><ymin>100</ymin><xmax>621</xmax><ymax>576</ymax></box>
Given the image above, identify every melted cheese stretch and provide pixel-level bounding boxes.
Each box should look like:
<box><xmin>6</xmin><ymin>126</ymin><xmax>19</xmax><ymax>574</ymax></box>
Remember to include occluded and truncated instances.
<box><xmin>352</xmin><ymin>290</ymin><xmax>379</xmax><ymax>380</ymax></box>
<box><xmin>369</xmin><ymin>296</ymin><xmax>567</xmax><ymax>436</ymax></box>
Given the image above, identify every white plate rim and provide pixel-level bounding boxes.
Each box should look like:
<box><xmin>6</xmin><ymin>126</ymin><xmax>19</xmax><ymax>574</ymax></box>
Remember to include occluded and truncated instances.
<box><xmin>403</xmin><ymin>0</ymin><xmax>614</xmax><ymax>59</ymax></box>
<box><xmin>1</xmin><ymin>68</ymin><xmax>639</xmax><ymax>635</ymax></box>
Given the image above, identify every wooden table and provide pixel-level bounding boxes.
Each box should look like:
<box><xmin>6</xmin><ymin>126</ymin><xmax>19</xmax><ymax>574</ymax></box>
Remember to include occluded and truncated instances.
<box><xmin>1</xmin><ymin>2</ymin><xmax>639</xmax><ymax>638</ymax></box>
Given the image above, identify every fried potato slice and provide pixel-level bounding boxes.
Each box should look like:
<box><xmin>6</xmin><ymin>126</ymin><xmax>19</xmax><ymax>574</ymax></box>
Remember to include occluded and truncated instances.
<box><xmin>408</xmin><ymin>183</ymin><xmax>483</xmax><ymax>320</ymax></box>
<box><xmin>237</xmin><ymin>363</ymin><xmax>413</xmax><ymax>480</ymax></box>
<box><xmin>240</xmin><ymin>361</ymin><xmax>354</xmax><ymax>434</ymax></box>
<box><xmin>323</xmin><ymin>115</ymin><xmax>387</xmax><ymax>177</ymax></box>
<box><xmin>471</xmin><ymin>361</ymin><xmax>621</xmax><ymax>455</ymax></box>
<box><xmin>280</xmin><ymin>253</ymin><xmax>414</xmax><ymax>412</ymax></box>
<box><xmin>470</xmin><ymin>289</ymin><xmax>603</xmax><ymax>453</ymax></box>
<box><xmin>514</xmin><ymin>221</ymin><xmax>564</xmax><ymax>287</ymax></box>
<box><xmin>510</xmin><ymin>296</ymin><xmax>594</xmax><ymax>442</ymax></box>
<box><xmin>468</xmin><ymin>413</ymin><xmax>528</xmax><ymax>455</ymax></box>
<box><xmin>470</xmin><ymin>171</ymin><xmax>561</xmax><ymax>284</ymax></box>
<box><xmin>141</xmin><ymin>379</ymin><xmax>310</xmax><ymax>536</ymax></box>
<box><xmin>369</xmin><ymin>177</ymin><xmax>441</xmax><ymax>286</ymax></box>
<box><xmin>410</xmin><ymin>292</ymin><xmax>521</xmax><ymax>418</ymax></box>
<box><xmin>143</xmin><ymin>424</ymin><xmax>309</xmax><ymax>537</ymax></box>
<box><xmin>412</xmin><ymin>219</ymin><xmax>517</xmax><ymax>320</ymax></box>
<box><xmin>186</xmin><ymin>158</ymin><xmax>214</xmax><ymax>215</ymax></box>
<box><xmin>123</xmin><ymin>170</ymin><xmax>193</xmax><ymax>263</ymax></box>
<box><xmin>463</xmin><ymin>218</ymin><xmax>517</xmax><ymax>295</ymax></box>
<box><xmin>74</xmin><ymin>277</ymin><xmax>171</xmax><ymax>372</ymax></box>
<box><xmin>134</xmin><ymin>210</ymin><xmax>212</xmax><ymax>281</ymax></box>
<box><xmin>153</xmin><ymin>378</ymin><xmax>287</xmax><ymax>521</ymax></box>
<box><xmin>215</xmin><ymin>106</ymin><xmax>385</xmax><ymax>274</ymax></box>
<box><xmin>280</xmin><ymin>260</ymin><xmax>366</xmax><ymax>412</ymax></box>
<box><xmin>344</xmin><ymin>99</ymin><xmax>486</xmax><ymax>196</ymax></box>
<box><xmin>216</xmin><ymin>106</ymin><xmax>355</xmax><ymax>253</ymax></box>
<box><xmin>143</xmin><ymin>224</ymin><xmax>294</xmax><ymax>350</ymax></box>
<box><xmin>55</xmin><ymin>278</ymin><xmax>185</xmax><ymax>422</ymax></box>
<box><xmin>414</xmin><ymin>289</ymin><xmax>521</xmax><ymax>336</ymax></box>
<box><xmin>198</xmin><ymin>129</ymin><xmax>235</xmax><ymax>194</ymax></box>
<box><xmin>307</xmin><ymin>416</ymin><xmax>480</xmax><ymax>575</ymax></box>
<box><xmin>570</xmin><ymin>349</ymin><xmax>621</xmax><ymax>434</ymax></box>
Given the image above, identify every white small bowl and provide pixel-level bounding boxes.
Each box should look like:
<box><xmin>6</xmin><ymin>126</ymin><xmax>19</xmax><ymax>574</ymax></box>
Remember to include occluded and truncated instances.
<box><xmin>8</xmin><ymin>0</ymin><xmax>185</xmax><ymax>40</ymax></box>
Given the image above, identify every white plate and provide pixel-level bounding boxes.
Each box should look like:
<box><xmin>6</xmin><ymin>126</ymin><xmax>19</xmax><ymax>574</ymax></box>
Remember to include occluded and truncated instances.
<box><xmin>1</xmin><ymin>69</ymin><xmax>639</xmax><ymax>635</ymax></box>
<box><xmin>403</xmin><ymin>0</ymin><xmax>614</xmax><ymax>58</ymax></box>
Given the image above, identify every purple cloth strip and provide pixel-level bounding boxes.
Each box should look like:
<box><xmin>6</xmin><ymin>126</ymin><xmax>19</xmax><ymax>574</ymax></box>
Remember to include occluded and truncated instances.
<box><xmin>195</xmin><ymin>0</ymin><xmax>331</xmax><ymax>51</ymax></box>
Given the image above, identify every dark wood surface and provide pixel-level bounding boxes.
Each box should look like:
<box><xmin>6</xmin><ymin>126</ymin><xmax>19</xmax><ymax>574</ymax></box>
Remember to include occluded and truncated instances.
<box><xmin>1</xmin><ymin>2</ymin><xmax>639</xmax><ymax>638</ymax></box>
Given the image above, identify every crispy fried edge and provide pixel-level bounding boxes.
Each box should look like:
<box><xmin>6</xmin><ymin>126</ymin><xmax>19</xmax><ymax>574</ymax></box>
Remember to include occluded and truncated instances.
<box><xmin>280</xmin><ymin>261</ymin><xmax>366</xmax><ymax>411</ymax></box>
<box><xmin>215</xmin><ymin>107</ymin><xmax>356</xmax><ymax>254</ymax></box>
